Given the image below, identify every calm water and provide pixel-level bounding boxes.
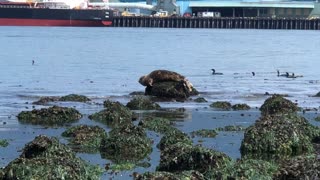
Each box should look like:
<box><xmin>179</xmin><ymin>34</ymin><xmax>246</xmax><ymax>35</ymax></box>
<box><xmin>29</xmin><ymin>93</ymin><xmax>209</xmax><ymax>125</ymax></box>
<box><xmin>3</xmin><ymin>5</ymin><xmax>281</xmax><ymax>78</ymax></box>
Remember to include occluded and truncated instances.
<box><xmin>1</xmin><ymin>27</ymin><xmax>320</xmax><ymax>179</ymax></box>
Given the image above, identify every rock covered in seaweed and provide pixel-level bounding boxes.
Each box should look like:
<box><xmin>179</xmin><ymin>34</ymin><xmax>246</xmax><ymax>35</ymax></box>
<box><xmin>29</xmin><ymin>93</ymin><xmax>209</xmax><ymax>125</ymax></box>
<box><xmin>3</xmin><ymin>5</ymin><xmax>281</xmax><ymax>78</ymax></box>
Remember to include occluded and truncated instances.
<box><xmin>62</xmin><ymin>125</ymin><xmax>107</xmax><ymax>153</ymax></box>
<box><xmin>191</xmin><ymin>129</ymin><xmax>218</xmax><ymax>138</ymax></box>
<box><xmin>157</xmin><ymin>127</ymin><xmax>192</xmax><ymax>151</ymax></box>
<box><xmin>240</xmin><ymin>113</ymin><xmax>320</xmax><ymax>158</ymax></box>
<box><xmin>274</xmin><ymin>155</ymin><xmax>320</xmax><ymax>179</ymax></box>
<box><xmin>89</xmin><ymin>100</ymin><xmax>133</xmax><ymax>128</ymax></box>
<box><xmin>157</xmin><ymin>142</ymin><xmax>231</xmax><ymax>173</ymax></box>
<box><xmin>100</xmin><ymin>124</ymin><xmax>152</xmax><ymax>163</ymax></box>
<box><xmin>207</xmin><ymin>159</ymin><xmax>278</xmax><ymax>180</ymax></box>
<box><xmin>0</xmin><ymin>139</ymin><xmax>8</xmax><ymax>147</ymax></box>
<box><xmin>231</xmin><ymin>103</ymin><xmax>250</xmax><ymax>110</ymax></box>
<box><xmin>135</xmin><ymin>170</ymin><xmax>205</xmax><ymax>180</ymax></box>
<box><xmin>17</xmin><ymin>105</ymin><xmax>82</xmax><ymax>126</ymax></box>
<box><xmin>32</xmin><ymin>96</ymin><xmax>59</xmax><ymax>105</ymax></box>
<box><xmin>210</xmin><ymin>101</ymin><xmax>232</xmax><ymax>111</ymax></box>
<box><xmin>259</xmin><ymin>94</ymin><xmax>299</xmax><ymax>116</ymax></box>
<box><xmin>59</xmin><ymin>94</ymin><xmax>91</xmax><ymax>102</ymax></box>
<box><xmin>1</xmin><ymin>135</ymin><xmax>103</xmax><ymax>179</ymax></box>
<box><xmin>126</xmin><ymin>96</ymin><xmax>161</xmax><ymax>110</ymax></box>
<box><xmin>138</xmin><ymin>117</ymin><xmax>174</xmax><ymax>134</ymax></box>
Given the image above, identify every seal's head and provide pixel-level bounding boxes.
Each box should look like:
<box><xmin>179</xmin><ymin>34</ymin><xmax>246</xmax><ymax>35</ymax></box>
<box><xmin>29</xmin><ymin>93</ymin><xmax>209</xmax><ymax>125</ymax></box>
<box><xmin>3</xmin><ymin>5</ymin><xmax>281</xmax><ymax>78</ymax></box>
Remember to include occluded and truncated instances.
<box><xmin>139</xmin><ymin>75</ymin><xmax>153</xmax><ymax>86</ymax></box>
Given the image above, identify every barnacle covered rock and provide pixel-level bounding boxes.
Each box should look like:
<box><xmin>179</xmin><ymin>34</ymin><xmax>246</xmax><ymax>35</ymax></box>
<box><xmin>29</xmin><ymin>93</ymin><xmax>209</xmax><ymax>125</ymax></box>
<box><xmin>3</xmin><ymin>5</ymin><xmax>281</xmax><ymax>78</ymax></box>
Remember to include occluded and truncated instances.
<box><xmin>157</xmin><ymin>127</ymin><xmax>192</xmax><ymax>151</ymax></box>
<box><xmin>1</xmin><ymin>135</ymin><xmax>103</xmax><ymax>179</ymax></box>
<box><xmin>59</xmin><ymin>94</ymin><xmax>91</xmax><ymax>102</ymax></box>
<box><xmin>231</xmin><ymin>103</ymin><xmax>250</xmax><ymax>110</ymax></box>
<box><xmin>100</xmin><ymin>124</ymin><xmax>152</xmax><ymax>163</ymax></box>
<box><xmin>126</xmin><ymin>96</ymin><xmax>161</xmax><ymax>110</ymax></box>
<box><xmin>62</xmin><ymin>125</ymin><xmax>107</xmax><ymax>153</ymax></box>
<box><xmin>157</xmin><ymin>142</ymin><xmax>231</xmax><ymax>173</ymax></box>
<box><xmin>209</xmin><ymin>101</ymin><xmax>232</xmax><ymax>111</ymax></box>
<box><xmin>259</xmin><ymin>95</ymin><xmax>299</xmax><ymax>116</ymax></box>
<box><xmin>17</xmin><ymin>105</ymin><xmax>82</xmax><ymax>126</ymax></box>
<box><xmin>240</xmin><ymin>113</ymin><xmax>320</xmax><ymax>158</ymax></box>
<box><xmin>89</xmin><ymin>100</ymin><xmax>133</xmax><ymax>127</ymax></box>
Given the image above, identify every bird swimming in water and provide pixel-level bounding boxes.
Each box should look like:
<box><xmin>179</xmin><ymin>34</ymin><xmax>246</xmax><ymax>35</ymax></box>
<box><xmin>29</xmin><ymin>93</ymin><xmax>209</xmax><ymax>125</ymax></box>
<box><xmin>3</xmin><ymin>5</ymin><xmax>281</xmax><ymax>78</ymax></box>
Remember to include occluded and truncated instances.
<box><xmin>252</xmin><ymin>72</ymin><xmax>255</xmax><ymax>76</ymax></box>
<box><xmin>32</xmin><ymin>60</ymin><xmax>35</xmax><ymax>65</ymax></box>
<box><xmin>211</xmin><ymin>69</ymin><xmax>223</xmax><ymax>75</ymax></box>
<box><xmin>277</xmin><ymin>70</ymin><xmax>288</xmax><ymax>77</ymax></box>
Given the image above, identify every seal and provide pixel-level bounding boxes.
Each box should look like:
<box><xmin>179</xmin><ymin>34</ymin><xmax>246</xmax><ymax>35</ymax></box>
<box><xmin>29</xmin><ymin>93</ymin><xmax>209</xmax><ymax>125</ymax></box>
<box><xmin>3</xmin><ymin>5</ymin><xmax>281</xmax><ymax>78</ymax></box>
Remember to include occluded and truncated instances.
<box><xmin>139</xmin><ymin>70</ymin><xmax>193</xmax><ymax>92</ymax></box>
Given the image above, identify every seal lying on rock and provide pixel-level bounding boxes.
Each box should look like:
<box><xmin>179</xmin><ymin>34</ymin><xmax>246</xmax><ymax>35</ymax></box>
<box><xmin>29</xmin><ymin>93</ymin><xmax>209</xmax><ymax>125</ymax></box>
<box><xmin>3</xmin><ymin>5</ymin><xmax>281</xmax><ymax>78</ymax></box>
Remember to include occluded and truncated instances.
<box><xmin>139</xmin><ymin>70</ymin><xmax>193</xmax><ymax>92</ymax></box>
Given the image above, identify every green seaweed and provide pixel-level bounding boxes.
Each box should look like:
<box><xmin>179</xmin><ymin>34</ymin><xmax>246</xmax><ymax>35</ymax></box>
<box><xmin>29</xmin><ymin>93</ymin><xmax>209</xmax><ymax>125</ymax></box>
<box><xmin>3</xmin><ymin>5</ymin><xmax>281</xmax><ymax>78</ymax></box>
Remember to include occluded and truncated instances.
<box><xmin>126</xmin><ymin>96</ymin><xmax>161</xmax><ymax>110</ymax></box>
<box><xmin>191</xmin><ymin>129</ymin><xmax>218</xmax><ymax>138</ymax></box>
<box><xmin>0</xmin><ymin>139</ymin><xmax>9</xmax><ymax>147</ymax></box>
<box><xmin>231</xmin><ymin>103</ymin><xmax>251</xmax><ymax>110</ymax></box>
<box><xmin>1</xmin><ymin>135</ymin><xmax>103</xmax><ymax>179</ymax></box>
<box><xmin>100</xmin><ymin>124</ymin><xmax>152</xmax><ymax>163</ymax></box>
<box><xmin>89</xmin><ymin>100</ymin><xmax>133</xmax><ymax>128</ymax></box>
<box><xmin>62</xmin><ymin>125</ymin><xmax>107</xmax><ymax>153</ymax></box>
<box><xmin>17</xmin><ymin>105</ymin><xmax>82</xmax><ymax>126</ymax></box>
<box><xmin>138</xmin><ymin>117</ymin><xmax>173</xmax><ymax>134</ymax></box>
<box><xmin>59</xmin><ymin>94</ymin><xmax>91</xmax><ymax>102</ymax></box>
<box><xmin>210</xmin><ymin>101</ymin><xmax>232</xmax><ymax>111</ymax></box>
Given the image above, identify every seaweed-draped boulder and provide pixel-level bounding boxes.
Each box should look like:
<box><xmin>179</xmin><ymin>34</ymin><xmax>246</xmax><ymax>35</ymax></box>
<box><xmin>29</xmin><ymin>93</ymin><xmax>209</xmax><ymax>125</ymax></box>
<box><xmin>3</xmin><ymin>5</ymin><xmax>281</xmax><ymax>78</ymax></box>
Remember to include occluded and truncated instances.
<box><xmin>240</xmin><ymin>114</ymin><xmax>320</xmax><ymax>158</ymax></box>
<box><xmin>135</xmin><ymin>170</ymin><xmax>205</xmax><ymax>180</ymax></box>
<box><xmin>138</xmin><ymin>117</ymin><xmax>174</xmax><ymax>134</ymax></box>
<box><xmin>17</xmin><ymin>105</ymin><xmax>82</xmax><ymax>126</ymax></box>
<box><xmin>259</xmin><ymin>95</ymin><xmax>300</xmax><ymax>116</ymax></box>
<box><xmin>1</xmin><ymin>135</ymin><xmax>103</xmax><ymax>179</ymax></box>
<box><xmin>100</xmin><ymin>124</ymin><xmax>152</xmax><ymax>163</ymax></box>
<box><xmin>32</xmin><ymin>96</ymin><xmax>59</xmax><ymax>105</ymax></box>
<box><xmin>209</xmin><ymin>101</ymin><xmax>232</xmax><ymax>111</ymax></box>
<box><xmin>59</xmin><ymin>94</ymin><xmax>91</xmax><ymax>102</ymax></box>
<box><xmin>274</xmin><ymin>155</ymin><xmax>320</xmax><ymax>179</ymax></box>
<box><xmin>157</xmin><ymin>127</ymin><xmax>193</xmax><ymax>151</ymax></box>
<box><xmin>157</xmin><ymin>142</ymin><xmax>231</xmax><ymax>173</ymax></box>
<box><xmin>62</xmin><ymin>125</ymin><xmax>107</xmax><ymax>153</ymax></box>
<box><xmin>89</xmin><ymin>100</ymin><xmax>133</xmax><ymax>127</ymax></box>
<box><xmin>126</xmin><ymin>96</ymin><xmax>161</xmax><ymax>110</ymax></box>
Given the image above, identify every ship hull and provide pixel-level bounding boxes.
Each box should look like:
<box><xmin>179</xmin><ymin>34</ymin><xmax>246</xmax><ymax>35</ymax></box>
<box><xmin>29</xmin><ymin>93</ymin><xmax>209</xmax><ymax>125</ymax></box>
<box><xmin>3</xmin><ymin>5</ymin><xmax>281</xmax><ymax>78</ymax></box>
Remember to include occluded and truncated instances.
<box><xmin>0</xmin><ymin>7</ymin><xmax>113</xmax><ymax>27</ymax></box>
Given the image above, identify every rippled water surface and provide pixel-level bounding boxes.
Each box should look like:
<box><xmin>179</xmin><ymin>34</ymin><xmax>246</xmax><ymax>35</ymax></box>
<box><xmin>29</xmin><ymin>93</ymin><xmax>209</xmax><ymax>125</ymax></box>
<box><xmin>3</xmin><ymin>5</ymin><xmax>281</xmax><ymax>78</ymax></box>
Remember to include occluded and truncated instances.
<box><xmin>1</xmin><ymin>27</ymin><xmax>320</xmax><ymax>179</ymax></box>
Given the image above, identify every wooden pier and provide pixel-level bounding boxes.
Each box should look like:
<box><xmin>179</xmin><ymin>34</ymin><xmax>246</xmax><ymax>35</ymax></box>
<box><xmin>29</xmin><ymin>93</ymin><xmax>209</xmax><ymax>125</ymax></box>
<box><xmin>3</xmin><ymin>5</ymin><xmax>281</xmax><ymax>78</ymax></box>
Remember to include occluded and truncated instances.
<box><xmin>112</xmin><ymin>16</ymin><xmax>320</xmax><ymax>30</ymax></box>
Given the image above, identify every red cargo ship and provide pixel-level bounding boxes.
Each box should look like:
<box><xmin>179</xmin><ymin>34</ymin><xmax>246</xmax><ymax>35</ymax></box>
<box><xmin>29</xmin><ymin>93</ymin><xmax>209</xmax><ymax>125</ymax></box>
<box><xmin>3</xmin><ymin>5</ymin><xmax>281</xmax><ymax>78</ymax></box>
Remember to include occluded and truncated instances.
<box><xmin>0</xmin><ymin>1</ymin><xmax>113</xmax><ymax>26</ymax></box>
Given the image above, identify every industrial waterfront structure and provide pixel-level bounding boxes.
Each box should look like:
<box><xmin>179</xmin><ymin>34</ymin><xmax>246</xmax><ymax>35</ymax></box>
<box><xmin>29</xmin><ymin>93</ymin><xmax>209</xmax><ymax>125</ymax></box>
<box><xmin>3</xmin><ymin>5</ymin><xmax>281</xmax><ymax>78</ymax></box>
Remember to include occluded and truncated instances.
<box><xmin>95</xmin><ymin>0</ymin><xmax>320</xmax><ymax>18</ymax></box>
